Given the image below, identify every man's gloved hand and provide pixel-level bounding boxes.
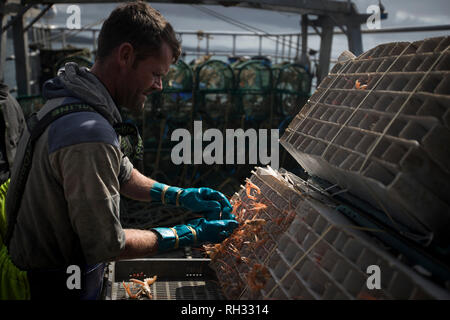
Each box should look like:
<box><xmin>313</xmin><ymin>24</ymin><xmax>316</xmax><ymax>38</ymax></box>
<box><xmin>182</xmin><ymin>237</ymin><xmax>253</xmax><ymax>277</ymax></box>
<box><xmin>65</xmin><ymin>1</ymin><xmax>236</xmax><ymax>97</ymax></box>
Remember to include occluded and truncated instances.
<box><xmin>204</xmin><ymin>206</ymin><xmax>235</xmax><ymax>220</ymax></box>
<box><xmin>152</xmin><ymin>218</ymin><xmax>238</xmax><ymax>252</ymax></box>
<box><xmin>150</xmin><ymin>182</ymin><xmax>233</xmax><ymax>219</ymax></box>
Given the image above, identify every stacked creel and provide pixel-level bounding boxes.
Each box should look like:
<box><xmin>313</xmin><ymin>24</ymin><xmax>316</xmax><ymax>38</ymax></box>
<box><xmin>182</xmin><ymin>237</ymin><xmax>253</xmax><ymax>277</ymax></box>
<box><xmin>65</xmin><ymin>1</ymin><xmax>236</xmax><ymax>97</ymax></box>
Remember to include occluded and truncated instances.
<box><xmin>262</xmin><ymin>168</ymin><xmax>449</xmax><ymax>300</ymax></box>
<box><xmin>280</xmin><ymin>36</ymin><xmax>450</xmax><ymax>246</ymax></box>
<box><xmin>211</xmin><ymin>167</ymin><xmax>450</xmax><ymax>300</ymax></box>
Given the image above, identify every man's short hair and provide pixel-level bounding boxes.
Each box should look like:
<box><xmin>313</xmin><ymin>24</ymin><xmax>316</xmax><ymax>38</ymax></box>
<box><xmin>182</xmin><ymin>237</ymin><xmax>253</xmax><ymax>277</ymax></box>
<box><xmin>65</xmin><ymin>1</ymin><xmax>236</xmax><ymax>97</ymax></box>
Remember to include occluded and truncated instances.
<box><xmin>97</xmin><ymin>1</ymin><xmax>181</xmax><ymax>64</ymax></box>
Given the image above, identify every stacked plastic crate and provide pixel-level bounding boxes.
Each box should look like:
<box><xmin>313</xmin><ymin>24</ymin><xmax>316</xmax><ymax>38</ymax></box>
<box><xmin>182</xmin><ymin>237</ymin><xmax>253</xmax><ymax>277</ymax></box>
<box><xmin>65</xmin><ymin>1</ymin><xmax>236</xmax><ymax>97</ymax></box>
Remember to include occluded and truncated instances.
<box><xmin>209</xmin><ymin>36</ymin><xmax>450</xmax><ymax>300</ymax></box>
<box><xmin>259</xmin><ymin>168</ymin><xmax>449</xmax><ymax>300</ymax></box>
<box><xmin>280</xmin><ymin>36</ymin><xmax>450</xmax><ymax>246</ymax></box>
<box><xmin>209</xmin><ymin>167</ymin><xmax>449</xmax><ymax>300</ymax></box>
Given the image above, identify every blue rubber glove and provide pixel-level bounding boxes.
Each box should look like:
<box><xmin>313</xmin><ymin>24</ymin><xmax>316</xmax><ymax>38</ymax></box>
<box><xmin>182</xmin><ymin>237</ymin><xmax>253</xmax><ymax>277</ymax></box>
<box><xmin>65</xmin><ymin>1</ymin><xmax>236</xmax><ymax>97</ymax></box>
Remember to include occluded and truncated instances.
<box><xmin>152</xmin><ymin>218</ymin><xmax>239</xmax><ymax>252</ymax></box>
<box><xmin>150</xmin><ymin>182</ymin><xmax>233</xmax><ymax>219</ymax></box>
<box><xmin>205</xmin><ymin>206</ymin><xmax>235</xmax><ymax>220</ymax></box>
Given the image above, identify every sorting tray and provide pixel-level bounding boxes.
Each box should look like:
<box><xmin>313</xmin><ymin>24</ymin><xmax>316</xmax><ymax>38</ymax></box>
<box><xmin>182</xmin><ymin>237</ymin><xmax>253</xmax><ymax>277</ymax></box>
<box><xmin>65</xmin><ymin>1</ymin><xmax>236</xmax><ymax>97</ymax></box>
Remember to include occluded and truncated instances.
<box><xmin>103</xmin><ymin>258</ymin><xmax>225</xmax><ymax>300</ymax></box>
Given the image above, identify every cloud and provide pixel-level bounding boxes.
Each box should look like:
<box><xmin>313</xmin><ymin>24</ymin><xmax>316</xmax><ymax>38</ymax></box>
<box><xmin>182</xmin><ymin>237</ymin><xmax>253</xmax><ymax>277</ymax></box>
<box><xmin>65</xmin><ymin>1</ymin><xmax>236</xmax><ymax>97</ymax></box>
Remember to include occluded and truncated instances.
<box><xmin>395</xmin><ymin>10</ymin><xmax>447</xmax><ymax>25</ymax></box>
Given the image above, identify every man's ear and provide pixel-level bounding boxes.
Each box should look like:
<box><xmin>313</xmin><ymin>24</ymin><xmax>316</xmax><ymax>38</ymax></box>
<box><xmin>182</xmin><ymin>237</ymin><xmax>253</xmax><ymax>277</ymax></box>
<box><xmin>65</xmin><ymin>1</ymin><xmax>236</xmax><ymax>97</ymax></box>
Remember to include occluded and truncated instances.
<box><xmin>117</xmin><ymin>42</ymin><xmax>135</xmax><ymax>70</ymax></box>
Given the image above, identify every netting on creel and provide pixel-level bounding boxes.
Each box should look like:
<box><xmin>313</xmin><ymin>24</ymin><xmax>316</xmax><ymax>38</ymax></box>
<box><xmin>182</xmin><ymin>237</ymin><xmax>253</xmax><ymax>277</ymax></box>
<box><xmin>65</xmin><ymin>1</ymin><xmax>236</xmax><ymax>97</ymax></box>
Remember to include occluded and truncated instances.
<box><xmin>234</xmin><ymin>60</ymin><xmax>273</xmax><ymax>129</ymax></box>
<box><xmin>274</xmin><ymin>63</ymin><xmax>311</xmax><ymax>119</ymax></box>
<box><xmin>194</xmin><ymin>59</ymin><xmax>236</xmax><ymax>130</ymax></box>
<box><xmin>273</xmin><ymin>63</ymin><xmax>312</xmax><ymax>179</ymax></box>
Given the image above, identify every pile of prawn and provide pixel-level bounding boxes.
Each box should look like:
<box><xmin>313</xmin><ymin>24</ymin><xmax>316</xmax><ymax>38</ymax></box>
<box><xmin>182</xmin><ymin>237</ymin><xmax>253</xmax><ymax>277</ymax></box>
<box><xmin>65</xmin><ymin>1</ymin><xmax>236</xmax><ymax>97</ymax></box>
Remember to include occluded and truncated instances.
<box><xmin>122</xmin><ymin>275</ymin><xmax>157</xmax><ymax>300</ymax></box>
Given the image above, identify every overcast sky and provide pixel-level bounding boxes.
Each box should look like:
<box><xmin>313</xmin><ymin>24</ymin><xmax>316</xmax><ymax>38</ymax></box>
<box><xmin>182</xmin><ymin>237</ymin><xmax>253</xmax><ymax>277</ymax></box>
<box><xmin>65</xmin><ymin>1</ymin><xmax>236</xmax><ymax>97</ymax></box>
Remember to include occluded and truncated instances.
<box><xmin>353</xmin><ymin>0</ymin><xmax>450</xmax><ymax>27</ymax></box>
<box><xmin>49</xmin><ymin>0</ymin><xmax>450</xmax><ymax>31</ymax></box>
<box><xmin>45</xmin><ymin>0</ymin><xmax>449</xmax><ymax>58</ymax></box>
<box><xmin>5</xmin><ymin>1</ymin><xmax>448</xmax><ymax>91</ymax></box>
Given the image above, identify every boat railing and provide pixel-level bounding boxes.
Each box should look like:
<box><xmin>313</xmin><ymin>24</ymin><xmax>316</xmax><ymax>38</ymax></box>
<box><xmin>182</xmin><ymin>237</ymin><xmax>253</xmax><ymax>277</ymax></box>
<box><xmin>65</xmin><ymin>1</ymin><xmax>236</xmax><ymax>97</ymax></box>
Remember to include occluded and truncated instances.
<box><xmin>28</xmin><ymin>23</ymin><xmax>305</xmax><ymax>63</ymax></box>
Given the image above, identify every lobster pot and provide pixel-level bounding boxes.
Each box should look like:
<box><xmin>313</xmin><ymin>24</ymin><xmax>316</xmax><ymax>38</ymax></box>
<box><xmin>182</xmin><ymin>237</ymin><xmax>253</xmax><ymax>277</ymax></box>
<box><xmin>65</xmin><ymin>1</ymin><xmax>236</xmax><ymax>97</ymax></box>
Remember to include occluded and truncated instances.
<box><xmin>143</xmin><ymin>60</ymin><xmax>194</xmax><ymax>185</ymax></box>
<box><xmin>184</xmin><ymin>60</ymin><xmax>240</xmax><ymax>194</ymax></box>
<box><xmin>233</xmin><ymin>60</ymin><xmax>273</xmax><ymax>129</ymax></box>
<box><xmin>38</xmin><ymin>48</ymin><xmax>91</xmax><ymax>89</ymax></box>
<box><xmin>273</xmin><ymin>63</ymin><xmax>312</xmax><ymax>177</ymax></box>
<box><xmin>210</xmin><ymin>167</ymin><xmax>450</xmax><ymax>300</ymax></box>
<box><xmin>280</xmin><ymin>36</ymin><xmax>450</xmax><ymax>246</ymax></box>
<box><xmin>194</xmin><ymin>60</ymin><xmax>236</xmax><ymax>130</ymax></box>
<box><xmin>274</xmin><ymin>63</ymin><xmax>311</xmax><ymax>122</ymax></box>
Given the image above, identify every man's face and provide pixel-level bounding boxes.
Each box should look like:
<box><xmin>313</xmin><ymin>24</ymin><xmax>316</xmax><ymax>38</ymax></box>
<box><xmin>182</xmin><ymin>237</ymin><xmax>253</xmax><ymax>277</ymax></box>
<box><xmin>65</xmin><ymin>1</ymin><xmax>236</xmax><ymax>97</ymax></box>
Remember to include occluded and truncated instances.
<box><xmin>120</xmin><ymin>41</ymin><xmax>172</xmax><ymax>112</ymax></box>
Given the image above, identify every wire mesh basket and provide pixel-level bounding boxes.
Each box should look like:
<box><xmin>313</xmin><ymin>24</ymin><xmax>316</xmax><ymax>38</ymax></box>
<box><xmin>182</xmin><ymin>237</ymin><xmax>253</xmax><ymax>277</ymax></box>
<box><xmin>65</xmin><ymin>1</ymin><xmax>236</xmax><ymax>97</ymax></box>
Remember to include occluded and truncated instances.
<box><xmin>194</xmin><ymin>59</ymin><xmax>236</xmax><ymax>130</ymax></box>
<box><xmin>274</xmin><ymin>63</ymin><xmax>311</xmax><ymax>118</ymax></box>
<box><xmin>148</xmin><ymin>59</ymin><xmax>194</xmax><ymax>126</ymax></box>
<box><xmin>234</xmin><ymin>60</ymin><xmax>274</xmax><ymax>128</ymax></box>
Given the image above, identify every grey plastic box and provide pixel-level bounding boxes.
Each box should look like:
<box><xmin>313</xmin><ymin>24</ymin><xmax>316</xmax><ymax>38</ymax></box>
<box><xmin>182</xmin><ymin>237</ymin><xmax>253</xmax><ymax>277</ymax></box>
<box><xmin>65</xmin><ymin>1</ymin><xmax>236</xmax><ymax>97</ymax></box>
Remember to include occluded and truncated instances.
<box><xmin>210</xmin><ymin>167</ymin><xmax>450</xmax><ymax>300</ymax></box>
<box><xmin>280</xmin><ymin>37</ymin><xmax>450</xmax><ymax>244</ymax></box>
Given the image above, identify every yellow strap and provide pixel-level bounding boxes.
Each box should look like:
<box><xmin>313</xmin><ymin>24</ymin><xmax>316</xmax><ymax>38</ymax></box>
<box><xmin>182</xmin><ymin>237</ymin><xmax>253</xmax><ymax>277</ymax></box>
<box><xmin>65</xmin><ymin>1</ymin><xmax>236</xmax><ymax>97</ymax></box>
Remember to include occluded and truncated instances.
<box><xmin>187</xmin><ymin>226</ymin><xmax>197</xmax><ymax>244</ymax></box>
<box><xmin>169</xmin><ymin>227</ymin><xmax>179</xmax><ymax>249</ymax></box>
<box><xmin>161</xmin><ymin>185</ymin><xmax>170</xmax><ymax>204</ymax></box>
<box><xmin>176</xmin><ymin>189</ymin><xmax>183</xmax><ymax>207</ymax></box>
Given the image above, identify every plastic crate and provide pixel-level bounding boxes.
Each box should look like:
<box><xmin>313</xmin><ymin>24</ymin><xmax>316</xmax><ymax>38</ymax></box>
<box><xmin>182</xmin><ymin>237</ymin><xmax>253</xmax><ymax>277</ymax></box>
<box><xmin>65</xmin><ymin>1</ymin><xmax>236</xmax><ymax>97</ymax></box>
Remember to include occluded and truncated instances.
<box><xmin>208</xmin><ymin>166</ymin><xmax>450</xmax><ymax>300</ymax></box>
<box><xmin>280</xmin><ymin>36</ymin><xmax>450</xmax><ymax>245</ymax></box>
<box><xmin>259</xmin><ymin>175</ymin><xmax>449</xmax><ymax>300</ymax></box>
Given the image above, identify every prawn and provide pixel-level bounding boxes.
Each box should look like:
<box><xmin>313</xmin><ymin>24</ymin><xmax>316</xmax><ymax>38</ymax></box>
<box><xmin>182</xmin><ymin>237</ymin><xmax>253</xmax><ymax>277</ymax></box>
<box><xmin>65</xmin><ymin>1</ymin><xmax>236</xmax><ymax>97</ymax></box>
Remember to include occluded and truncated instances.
<box><xmin>245</xmin><ymin>179</ymin><xmax>261</xmax><ymax>200</ymax></box>
<box><xmin>246</xmin><ymin>264</ymin><xmax>270</xmax><ymax>292</ymax></box>
<box><xmin>122</xmin><ymin>276</ymin><xmax>157</xmax><ymax>299</ymax></box>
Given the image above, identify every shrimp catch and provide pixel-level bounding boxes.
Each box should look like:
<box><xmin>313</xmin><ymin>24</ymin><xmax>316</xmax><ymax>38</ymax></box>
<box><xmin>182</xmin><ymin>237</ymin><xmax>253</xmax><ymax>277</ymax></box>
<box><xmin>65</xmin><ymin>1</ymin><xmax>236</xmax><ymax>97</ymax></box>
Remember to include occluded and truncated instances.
<box><xmin>122</xmin><ymin>275</ymin><xmax>157</xmax><ymax>299</ymax></box>
<box><xmin>203</xmin><ymin>176</ymin><xmax>299</xmax><ymax>299</ymax></box>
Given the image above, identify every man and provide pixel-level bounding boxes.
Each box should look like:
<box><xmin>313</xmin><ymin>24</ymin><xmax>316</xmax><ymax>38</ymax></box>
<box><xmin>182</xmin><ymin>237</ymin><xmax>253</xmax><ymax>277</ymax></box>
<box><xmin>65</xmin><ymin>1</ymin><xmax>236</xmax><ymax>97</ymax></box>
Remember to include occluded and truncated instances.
<box><xmin>5</xmin><ymin>2</ymin><xmax>237</xmax><ymax>299</ymax></box>
<box><xmin>0</xmin><ymin>82</ymin><xmax>25</xmax><ymax>184</ymax></box>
